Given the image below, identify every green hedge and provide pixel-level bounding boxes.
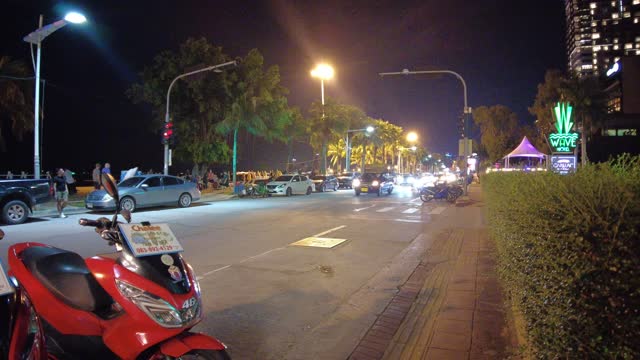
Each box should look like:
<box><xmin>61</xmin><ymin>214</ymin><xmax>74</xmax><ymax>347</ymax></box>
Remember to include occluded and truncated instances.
<box><xmin>483</xmin><ymin>155</ymin><xmax>640</xmax><ymax>358</ymax></box>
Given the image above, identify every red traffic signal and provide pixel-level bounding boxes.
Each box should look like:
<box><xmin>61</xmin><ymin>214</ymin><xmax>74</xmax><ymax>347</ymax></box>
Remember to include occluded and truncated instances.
<box><xmin>163</xmin><ymin>122</ymin><xmax>174</xmax><ymax>140</ymax></box>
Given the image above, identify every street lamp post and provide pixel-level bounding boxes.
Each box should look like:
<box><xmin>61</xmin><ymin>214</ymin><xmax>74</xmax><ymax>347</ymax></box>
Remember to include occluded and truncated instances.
<box><xmin>345</xmin><ymin>126</ymin><xmax>374</xmax><ymax>172</ymax></box>
<box><xmin>397</xmin><ymin>145</ymin><xmax>417</xmax><ymax>174</ymax></box>
<box><xmin>24</xmin><ymin>12</ymin><xmax>87</xmax><ymax>179</ymax></box>
<box><xmin>379</xmin><ymin>68</ymin><xmax>471</xmax><ymax>194</ymax></box>
<box><xmin>310</xmin><ymin>64</ymin><xmax>334</xmax><ymax>174</ymax></box>
<box><xmin>163</xmin><ymin>61</ymin><xmax>236</xmax><ymax>175</ymax></box>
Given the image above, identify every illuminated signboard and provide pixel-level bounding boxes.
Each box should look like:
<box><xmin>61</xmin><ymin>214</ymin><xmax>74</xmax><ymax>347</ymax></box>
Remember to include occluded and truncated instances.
<box><xmin>551</xmin><ymin>155</ymin><xmax>577</xmax><ymax>175</ymax></box>
<box><xmin>549</xmin><ymin>102</ymin><xmax>579</xmax><ymax>153</ymax></box>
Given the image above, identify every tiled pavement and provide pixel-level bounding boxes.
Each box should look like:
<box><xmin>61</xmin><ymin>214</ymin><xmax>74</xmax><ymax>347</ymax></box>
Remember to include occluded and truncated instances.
<box><xmin>349</xmin><ymin>184</ymin><xmax>516</xmax><ymax>360</ymax></box>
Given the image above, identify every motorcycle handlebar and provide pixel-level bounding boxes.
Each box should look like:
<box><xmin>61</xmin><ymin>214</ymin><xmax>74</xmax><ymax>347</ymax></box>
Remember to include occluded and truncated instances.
<box><xmin>78</xmin><ymin>218</ymin><xmax>112</xmax><ymax>228</ymax></box>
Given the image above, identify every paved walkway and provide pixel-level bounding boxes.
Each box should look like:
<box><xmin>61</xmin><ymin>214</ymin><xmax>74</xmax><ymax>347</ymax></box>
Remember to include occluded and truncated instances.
<box><xmin>349</xmin><ymin>184</ymin><xmax>517</xmax><ymax>360</ymax></box>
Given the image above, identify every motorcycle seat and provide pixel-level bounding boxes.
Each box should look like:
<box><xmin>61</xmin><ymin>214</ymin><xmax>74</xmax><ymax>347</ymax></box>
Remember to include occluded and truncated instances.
<box><xmin>21</xmin><ymin>246</ymin><xmax>112</xmax><ymax>312</ymax></box>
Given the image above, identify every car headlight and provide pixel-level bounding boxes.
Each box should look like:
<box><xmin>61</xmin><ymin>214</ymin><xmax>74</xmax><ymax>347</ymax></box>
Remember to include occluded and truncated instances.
<box><xmin>116</xmin><ymin>279</ymin><xmax>199</xmax><ymax>328</ymax></box>
<box><xmin>372</xmin><ymin>180</ymin><xmax>379</xmax><ymax>186</ymax></box>
<box><xmin>352</xmin><ymin>179</ymin><xmax>361</xmax><ymax>187</ymax></box>
<box><xmin>277</xmin><ymin>184</ymin><xmax>285</xmax><ymax>188</ymax></box>
<box><xmin>101</xmin><ymin>194</ymin><xmax>112</xmax><ymax>201</ymax></box>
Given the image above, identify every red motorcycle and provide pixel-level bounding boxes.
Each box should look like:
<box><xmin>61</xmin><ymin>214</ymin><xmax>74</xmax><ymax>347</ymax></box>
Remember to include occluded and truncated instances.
<box><xmin>1</xmin><ymin>174</ymin><xmax>230</xmax><ymax>360</ymax></box>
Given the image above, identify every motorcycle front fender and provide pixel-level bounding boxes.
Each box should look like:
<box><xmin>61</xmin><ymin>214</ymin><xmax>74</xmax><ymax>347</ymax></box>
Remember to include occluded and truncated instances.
<box><xmin>159</xmin><ymin>332</ymin><xmax>226</xmax><ymax>357</ymax></box>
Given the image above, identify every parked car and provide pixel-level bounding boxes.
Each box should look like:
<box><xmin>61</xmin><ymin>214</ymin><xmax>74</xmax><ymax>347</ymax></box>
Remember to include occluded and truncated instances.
<box><xmin>337</xmin><ymin>172</ymin><xmax>359</xmax><ymax>189</ymax></box>
<box><xmin>85</xmin><ymin>174</ymin><xmax>200</xmax><ymax>212</ymax></box>
<box><xmin>311</xmin><ymin>175</ymin><xmax>339</xmax><ymax>192</ymax></box>
<box><xmin>0</xmin><ymin>179</ymin><xmax>51</xmax><ymax>225</ymax></box>
<box><xmin>353</xmin><ymin>173</ymin><xmax>394</xmax><ymax>196</ymax></box>
<box><xmin>266</xmin><ymin>174</ymin><xmax>315</xmax><ymax>196</ymax></box>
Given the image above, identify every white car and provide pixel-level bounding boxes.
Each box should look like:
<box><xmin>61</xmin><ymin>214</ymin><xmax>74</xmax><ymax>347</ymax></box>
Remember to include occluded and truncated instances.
<box><xmin>266</xmin><ymin>174</ymin><xmax>315</xmax><ymax>196</ymax></box>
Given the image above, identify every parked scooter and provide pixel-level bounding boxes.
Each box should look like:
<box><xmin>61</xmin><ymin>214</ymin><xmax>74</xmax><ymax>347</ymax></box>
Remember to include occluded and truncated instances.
<box><xmin>419</xmin><ymin>182</ymin><xmax>463</xmax><ymax>203</ymax></box>
<box><xmin>2</xmin><ymin>174</ymin><xmax>231</xmax><ymax>360</ymax></box>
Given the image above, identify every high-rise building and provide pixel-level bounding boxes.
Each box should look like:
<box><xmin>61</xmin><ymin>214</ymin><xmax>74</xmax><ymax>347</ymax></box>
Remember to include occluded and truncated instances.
<box><xmin>565</xmin><ymin>0</ymin><xmax>640</xmax><ymax>76</ymax></box>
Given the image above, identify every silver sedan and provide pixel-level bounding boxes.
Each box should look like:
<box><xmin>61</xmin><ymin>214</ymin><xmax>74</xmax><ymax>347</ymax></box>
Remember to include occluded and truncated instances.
<box><xmin>85</xmin><ymin>175</ymin><xmax>201</xmax><ymax>212</ymax></box>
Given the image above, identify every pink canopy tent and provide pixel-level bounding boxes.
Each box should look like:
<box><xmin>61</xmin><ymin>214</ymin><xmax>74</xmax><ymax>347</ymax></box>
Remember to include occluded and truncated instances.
<box><xmin>503</xmin><ymin>136</ymin><xmax>547</xmax><ymax>168</ymax></box>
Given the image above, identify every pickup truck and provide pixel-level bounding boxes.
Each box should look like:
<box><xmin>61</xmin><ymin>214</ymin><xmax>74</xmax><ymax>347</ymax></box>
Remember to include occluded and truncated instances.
<box><xmin>0</xmin><ymin>179</ymin><xmax>51</xmax><ymax>225</ymax></box>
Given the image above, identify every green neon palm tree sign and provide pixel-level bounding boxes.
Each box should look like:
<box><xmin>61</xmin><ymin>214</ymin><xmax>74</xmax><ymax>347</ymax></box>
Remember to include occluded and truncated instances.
<box><xmin>549</xmin><ymin>102</ymin><xmax>579</xmax><ymax>153</ymax></box>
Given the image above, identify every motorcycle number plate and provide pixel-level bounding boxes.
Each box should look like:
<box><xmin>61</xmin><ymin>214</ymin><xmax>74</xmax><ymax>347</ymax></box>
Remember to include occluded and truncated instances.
<box><xmin>118</xmin><ymin>223</ymin><xmax>184</xmax><ymax>257</ymax></box>
<box><xmin>0</xmin><ymin>260</ymin><xmax>14</xmax><ymax>296</ymax></box>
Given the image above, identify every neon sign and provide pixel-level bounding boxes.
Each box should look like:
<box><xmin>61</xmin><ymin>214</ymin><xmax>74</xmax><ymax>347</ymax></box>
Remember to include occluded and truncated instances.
<box><xmin>549</xmin><ymin>102</ymin><xmax>579</xmax><ymax>153</ymax></box>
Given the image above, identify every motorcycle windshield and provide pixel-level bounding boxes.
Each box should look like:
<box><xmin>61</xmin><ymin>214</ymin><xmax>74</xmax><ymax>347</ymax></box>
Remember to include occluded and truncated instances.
<box><xmin>118</xmin><ymin>253</ymin><xmax>190</xmax><ymax>294</ymax></box>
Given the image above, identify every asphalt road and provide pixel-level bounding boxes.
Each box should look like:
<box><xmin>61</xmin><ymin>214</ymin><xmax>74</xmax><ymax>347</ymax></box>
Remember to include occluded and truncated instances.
<box><xmin>0</xmin><ymin>186</ymin><xmax>453</xmax><ymax>359</ymax></box>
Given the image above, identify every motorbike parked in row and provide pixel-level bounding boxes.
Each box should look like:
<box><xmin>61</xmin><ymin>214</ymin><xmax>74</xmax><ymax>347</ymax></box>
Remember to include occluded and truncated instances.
<box><xmin>1</xmin><ymin>174</ymin><xmax>230</xmax><ymax>360</ymax></box>
<box><xmin>419</xmin><ymin>182</ymin><xmax>463</xmax><ymax>203</ymax></box>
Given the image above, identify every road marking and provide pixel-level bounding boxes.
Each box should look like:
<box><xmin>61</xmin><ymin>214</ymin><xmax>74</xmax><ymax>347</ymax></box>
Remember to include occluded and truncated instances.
<box><xmin>290</xmin><ymin>237</ymin><xmax>347</xmax><ymax>248</ymax></box>
<box><xmin>402</xmin><ymin>208</ymin><xmax>419</xmax><ymax>214</ymax></box>
<box><xmin>197</xmin><ymin>265</ymin><xmax>232</xmax><ymax>280</ymax></box>
<box><xmin>394</xmin><ymin>219</ymin><xmax>422</xmax><ymax>223</ymax></box>
<box><xmin>354</xmin><ymin>205</ymin><xmax>376</xmax><ymax>212</ymax></box>
<box><xmin>429</xmin><ymin>206</ymin><xmax>447</xmax><ymax>215</ymax></box>
<box><xmin>410</xmin><ymin>197</ymin><xmax>422</xmax><ymax>203</ymax></box>
<box><xmin>313</xmin><ymin>225</ymin><xmax>346</xmax><ymax>237</ymax></box>
<box><xmin>239</xmin><ymin>247</ymin><xmax>285</xmax><ymax>263</ymax></box>
<box><xmin>376</xmin><ymin>207</ymin><xmax>395</xmax><ymax>213</ymax></box>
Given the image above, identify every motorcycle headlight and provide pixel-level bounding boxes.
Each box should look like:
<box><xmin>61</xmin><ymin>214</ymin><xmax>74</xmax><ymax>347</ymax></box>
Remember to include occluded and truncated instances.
<box><xmin>372</xmin><ymin>180</ymin><xmax>379</xmax><ymax>186</ymax></box>
<box><xmin>352</xmin><ymin>179</ymin><xmax>361</xmax><ymax>187</ymax></box>
<box><xmin>116</xmin><ymin>279</ymin><xmax>198</xmax><ymax>328</ymax></box>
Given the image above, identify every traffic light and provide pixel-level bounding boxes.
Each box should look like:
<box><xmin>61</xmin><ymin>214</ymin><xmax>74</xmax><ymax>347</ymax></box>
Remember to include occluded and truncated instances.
<box><xmin>457</xmin><ymin>114</ymin><xmax>465</xmax><ymax>138</ymax></box>
<box><xmin>162</xmin><ymin>122</ymin><xmax>175</xmax><ymax>146</ymax></box>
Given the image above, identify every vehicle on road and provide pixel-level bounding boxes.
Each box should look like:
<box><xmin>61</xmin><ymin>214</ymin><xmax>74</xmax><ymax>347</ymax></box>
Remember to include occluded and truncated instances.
<box><xmin>353</xmin><ymin>173</ymin><xmax>394</xmax><ymax>196</ymax></box>
<box><xmin>337</xmin><ymin>172</ymin><xmax>358</xmax><ymax>189</ymax></box>
<box><xmin>266</xmin><ymin>174</ymin><xmax>315</xmax><ymax>196</ymax></box>
<box><xmin>311</xmin><ymin>175</ymin><xmax>339</xmax><ymax>192</ymax></box>
<box><xmin>85</xmin><ymin>174</ymin><xmax>200</xmax><ymax>212</ymax></box>
<box><xmin>0</xmin><ymin>179</ymin><xmax>51</xmax><ymax>225</ymax></box>
<box><xmin>1</xmin><ymin>174</ymin><xmax>230</xmax><ymax>360</ymax></box>
<box><xmin>244</xmin><ymin>179</ymin><xmax>270</xmax><ymax>198</ymax></box>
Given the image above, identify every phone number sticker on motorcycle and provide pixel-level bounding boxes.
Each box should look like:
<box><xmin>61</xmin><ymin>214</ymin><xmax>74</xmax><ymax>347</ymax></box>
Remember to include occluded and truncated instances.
<box><xmin>118</xmin><ymin>223</ymin><xmax>184</xmax><ymax>257</ymax></box>
<box><xmin>0</xmin><ymin>259</ymin><xmax>14</xmax><ymax>296</ymax></box>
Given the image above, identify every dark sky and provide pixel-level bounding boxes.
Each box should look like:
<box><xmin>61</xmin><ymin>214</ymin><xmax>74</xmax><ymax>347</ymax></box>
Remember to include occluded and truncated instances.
<box><xmin>1</xmin><ymin>0</ymin><xmax>566</xmax><ymax>176</ymax></box>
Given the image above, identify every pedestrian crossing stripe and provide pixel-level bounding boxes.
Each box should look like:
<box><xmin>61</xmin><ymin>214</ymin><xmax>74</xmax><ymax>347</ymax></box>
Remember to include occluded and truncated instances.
<box><xmin>428</xmin><ymin>206</ymin><xmax>447</xmax><ymax>215</ymax></box>
<box><xmin>376</xmin><ymin>207</ymin><xmax>394</xmax><ymax>212</ymax></box>
<box><xmin>402</xmin><ymin>208</ymin><xmax>419</xmax><ymax>214</ymax></box>
<box><xmin>290</xmin><ymin>237</ymin><xmax>347</xmax><ymax>248</ymax></box>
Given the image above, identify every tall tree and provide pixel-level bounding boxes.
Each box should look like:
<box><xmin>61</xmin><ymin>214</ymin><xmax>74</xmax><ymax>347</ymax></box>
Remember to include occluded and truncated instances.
<box><xmin>473</xmin><ymin>105</ymin><xmax>521</xmax><ymax>163</ymax></box>
<box><xmin>559</xmin><ymin>75</ymin><xmax>606</xmax><ymax>165</ymax></box>
<box><xmin>0</xmin><ymin>56</ymin><xmax>33</xmax><ymax>151</ymax></box>
<box><xmin>529</xmin><ymin>69</ymin><xmax>565</xmax><ymax>153</ymax></box>
<box><xmin>283</xmin><ymin>107</ymin><xmax>308</xmax><ymax>172</ymax></box>
<box><xmin>308</xmin><ymin>100</ymin><xmax>367</xmax><ymax>174</ymax></box>
<box><xmin>127</xmin><ymin>38</ymin><xmax>233</xmax><ymax>166</ymax></box>
<box><xmin>216</xmin><ymin>49</ymin><xmax>292</xmax><ymax>187</ymax></box>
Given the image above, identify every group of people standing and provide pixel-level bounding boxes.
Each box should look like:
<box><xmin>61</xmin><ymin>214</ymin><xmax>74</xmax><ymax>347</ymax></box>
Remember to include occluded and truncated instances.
<box><xmin>50</xmin><ymin>162</ymin><xmax>111</xmax><ymax>218</ymax></box>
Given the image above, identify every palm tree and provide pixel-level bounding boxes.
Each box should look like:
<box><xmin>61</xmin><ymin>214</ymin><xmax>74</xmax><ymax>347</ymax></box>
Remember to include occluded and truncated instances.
<box><xmin>327</xmin><ymin>138</ymin><xmax>346</xmax><ymax>171</ymax></box>
<box><xmin>216</xmin><ymin>49</ymin><xmax>291</xmax><ymax>187</ymax></box>
<box><xmin>559</xmin><ymin>75</ymin><xmax>606</xmax><ymax>165</ymax></box>
<box><xmin>0</xmin><ymin>56</ymin><xmax>33</xmax><ymax>151</ymax></box>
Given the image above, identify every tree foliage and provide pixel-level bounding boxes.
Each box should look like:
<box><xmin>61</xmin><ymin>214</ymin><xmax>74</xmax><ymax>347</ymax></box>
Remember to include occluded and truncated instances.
<box><xmin>127</xmin><ymin>38</ymin><xmax>233</xmax><ymax>165</ymax></box>
<box><xmin>0</xmin><ymin>56</ymin><xmax>33</xmax><ymax>151</ymax></box>
<box><xmin>473</xmin><ymin>105</ymin><xmax>520</xmax><ymax>163</ymax></box>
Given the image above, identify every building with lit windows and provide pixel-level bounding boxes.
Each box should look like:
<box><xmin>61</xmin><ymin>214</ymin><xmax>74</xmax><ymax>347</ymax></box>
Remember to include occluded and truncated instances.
<box><xmin>565</xmin><ymin>0</ymin><xmax>640</xmax><ymax>77</ymax></box>
<box><xmin>589</xmin><ymin>56</ymin><xmax>640</xmax><ymax>161</ymax></box>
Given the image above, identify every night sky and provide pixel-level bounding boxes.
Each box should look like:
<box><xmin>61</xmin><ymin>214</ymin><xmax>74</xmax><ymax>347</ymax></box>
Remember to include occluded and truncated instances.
<box><xmin>1</xmin><ymin>0</ymin><xmax>566</xmax><ymax>177</ymax></box>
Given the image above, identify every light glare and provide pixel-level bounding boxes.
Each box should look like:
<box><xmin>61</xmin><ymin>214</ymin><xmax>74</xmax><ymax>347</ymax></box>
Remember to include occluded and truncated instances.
<box><xmin>406</xmin><ymin>132</ymin><xmax>418</xmax><ymax>142</ymax></box>
<box><xmin>311</xmin><ymin>64</ymin><xmax>334</xmax><ymax>80</ymax></box>
<box><xmin>64</xmin><ymin>12</ymin><xmax>87</xmax><ymax>24</ymax></box>
<box><xmin>366</xmin><ymin>126</ymin><xmax>374</xmax><ymax>133</ymax></box>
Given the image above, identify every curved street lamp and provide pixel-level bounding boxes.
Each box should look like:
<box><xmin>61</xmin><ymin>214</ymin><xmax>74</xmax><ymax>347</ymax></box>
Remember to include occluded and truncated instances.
<box><xmin>24</xmin><ymin>12</ymin><xmax>87</xmax><ymax>179</ymax></box>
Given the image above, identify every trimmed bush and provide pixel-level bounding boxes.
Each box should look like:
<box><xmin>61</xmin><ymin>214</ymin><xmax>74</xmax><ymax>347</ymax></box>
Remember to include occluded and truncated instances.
<box><xmin>483</xmin><ymin>155</ymin><xmax>640</xmax><ymax>358</ymax></box>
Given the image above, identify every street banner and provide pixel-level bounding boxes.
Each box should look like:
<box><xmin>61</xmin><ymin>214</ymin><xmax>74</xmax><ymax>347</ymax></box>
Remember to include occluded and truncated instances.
<box><xmin>118</xmin><ymin>223</ymin><xmax>184</xmax><ymax>257</ymax></box>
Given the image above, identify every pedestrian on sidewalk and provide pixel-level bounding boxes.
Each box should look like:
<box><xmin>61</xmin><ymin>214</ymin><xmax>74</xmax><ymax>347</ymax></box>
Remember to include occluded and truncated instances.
<box><xmin>6</xmin><ymin>171</ymin><xmax>13</xmax><ymax>179</ymax></box>
<box><xmin>53</xmin><ymin>168</ymin><xmax>69</xmax><ymax>218</ymax></box>
<box><xmin>20</xmin><ymin>171</ymin><xmax>27</xmax><ymax>179</ymax></box>
<box><xmin>102</xmin><ymin>163</ymin><xmax>111</xmax><ymax>176</ymax></box>
<box><xmin>92</xmin><ymin>163</ymin><xmax>101</xmax><ymax>189</ymax></box>
<box><xmin>64</xmin><ymin>169</ymin><xmax>77</xmax><ymax>194</ymax></box>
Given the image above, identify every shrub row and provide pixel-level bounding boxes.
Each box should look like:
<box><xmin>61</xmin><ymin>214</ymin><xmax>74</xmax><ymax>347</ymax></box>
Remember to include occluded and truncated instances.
<box><xmin>483</xmin><ymin>155</ymin><xmax>640</xmax><ymax>358</ymax></box>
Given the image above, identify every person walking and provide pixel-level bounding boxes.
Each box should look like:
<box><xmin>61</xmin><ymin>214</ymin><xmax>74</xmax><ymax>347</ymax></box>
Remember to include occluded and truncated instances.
<box><xmin>53</xmin><ymin>168</ymin><xmax>69</xmax><ymax>218</ymax></box>
<box><xmin>6</xmin><ymin>171</ymin><xmax>13</xmax><ymax>179</ymax></box>
<box><xmin>92</xmin><ymin>163</ymin><xmax>101</xmax><ymax>189</ymax></box>
<box><xmin>102</xmin><ymin>163</ymin><xmax>111</xmax><ymax>175</ymax></box>
<box><xmin>64</xmin><ymin>169</ymin><xmax>77</xmax><ymax>194</ymax></box>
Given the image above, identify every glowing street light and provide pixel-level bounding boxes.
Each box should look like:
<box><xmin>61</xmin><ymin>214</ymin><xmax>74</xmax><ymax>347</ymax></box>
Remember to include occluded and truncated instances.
<box><xmin>311</xmin><ymin>63</ymin><xmax>335</xmax><ymax>174</ymax></box>
<box><xmin>406</xmin><ymin>131</ymin><xmax>418</xmax><ymax>143</ymax></box>
<box><xmin>24</xmin><ymin>12</ymin><xmax>87</xmax><ymax>179</ymax></box>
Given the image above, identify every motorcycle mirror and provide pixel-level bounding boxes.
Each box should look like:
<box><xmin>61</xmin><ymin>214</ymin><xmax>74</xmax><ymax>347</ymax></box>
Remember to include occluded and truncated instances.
<box><xmin>101</xmin><ymin>173</ymin><xmax>120</xmax><ymax>205</ymax></box>
<box><xmin>121</xmin><ymin>209</ymin><xmax>132</xmax><ymax>223</ymax></box>
<box><xmin>0</xmin><ymin>228</ymin><xmax>4</xmax><ymax>240</ymax></box>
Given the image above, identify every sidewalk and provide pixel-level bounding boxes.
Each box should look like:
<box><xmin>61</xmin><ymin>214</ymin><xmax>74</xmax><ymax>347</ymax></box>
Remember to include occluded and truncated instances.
<box><xmin>349</xmin><ymin>184</ymin><xmax>518</xmax><ymax>360</ymax></box>
<box><xmin>32</xmin><ymin>187</ymin><xmax>236</xmax><ymax>218</ymax></box>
